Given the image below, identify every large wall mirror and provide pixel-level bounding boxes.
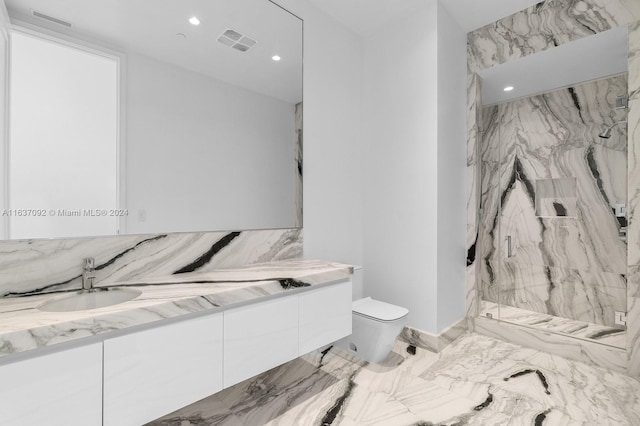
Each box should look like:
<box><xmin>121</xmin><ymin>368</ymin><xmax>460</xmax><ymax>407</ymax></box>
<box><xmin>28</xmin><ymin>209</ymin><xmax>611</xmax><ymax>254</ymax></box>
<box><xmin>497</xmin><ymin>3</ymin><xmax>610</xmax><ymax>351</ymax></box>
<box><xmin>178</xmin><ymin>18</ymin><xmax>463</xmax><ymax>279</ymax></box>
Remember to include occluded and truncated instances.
<box><xmin>0</xmin><ymin>0</ymin><xmax>302</xmax><ymax>240</ymax></box>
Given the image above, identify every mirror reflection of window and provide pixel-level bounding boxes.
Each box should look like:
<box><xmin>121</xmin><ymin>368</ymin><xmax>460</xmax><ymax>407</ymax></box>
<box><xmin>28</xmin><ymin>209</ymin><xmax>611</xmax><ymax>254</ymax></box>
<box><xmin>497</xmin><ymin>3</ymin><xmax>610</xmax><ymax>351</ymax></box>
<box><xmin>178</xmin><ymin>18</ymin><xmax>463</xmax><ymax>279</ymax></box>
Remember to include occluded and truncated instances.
<box><xmin>2</xmin><ymin>0</ymin><xmax>303</xmax><ymax>240</ymax></box>
<box><xmin>8</xmin><ymin>30</ymin><xmax>119</xmax><ymax>239</ymax></box>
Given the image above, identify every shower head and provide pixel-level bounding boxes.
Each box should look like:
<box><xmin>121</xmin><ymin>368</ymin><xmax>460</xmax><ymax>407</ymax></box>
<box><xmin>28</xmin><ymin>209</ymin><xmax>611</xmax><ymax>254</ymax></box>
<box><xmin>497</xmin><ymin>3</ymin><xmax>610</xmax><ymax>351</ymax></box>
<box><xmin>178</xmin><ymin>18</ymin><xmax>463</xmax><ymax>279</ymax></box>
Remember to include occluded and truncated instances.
<box><xmin>598</xmin><ymin>127</ymin><xmax>613</xmax><ymax>139</ymax></box>
<box><xmin>598</xmin><ymin>120</ymin><xmax>627</xmax><ymax>139</ymax></box>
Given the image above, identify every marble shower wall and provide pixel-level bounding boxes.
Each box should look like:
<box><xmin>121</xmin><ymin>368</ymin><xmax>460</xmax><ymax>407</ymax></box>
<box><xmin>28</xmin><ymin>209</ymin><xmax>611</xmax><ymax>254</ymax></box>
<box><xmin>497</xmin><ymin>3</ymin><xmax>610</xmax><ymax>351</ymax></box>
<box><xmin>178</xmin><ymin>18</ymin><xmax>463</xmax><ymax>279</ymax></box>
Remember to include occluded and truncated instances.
<box><xmin>0</xmin><ymin>228</ymin><xmax>302</xmax><ymax>298</ymax></box>
<box><xmin>479</xmin><ymin>75</ymin><xmax>628</xmax><ymax>328</ymax></box>
<box><xmin>467</xmin><ymin>0</ymin><xmax>640</xmax><ymax>70</ymax></box>
<box><xmin>466</xmin><ymin>0</ymin><xmax>640</xmax><ymax>374</ymax></box>
<box><xmin>466</xmin><ymin>73</ymin><xmax>482</xmax><ymax>331</ymax></box>
<box><xmin>627</xmin><ymin>21</ymin><xmax>640</xmax><ymax>376</ymax></box>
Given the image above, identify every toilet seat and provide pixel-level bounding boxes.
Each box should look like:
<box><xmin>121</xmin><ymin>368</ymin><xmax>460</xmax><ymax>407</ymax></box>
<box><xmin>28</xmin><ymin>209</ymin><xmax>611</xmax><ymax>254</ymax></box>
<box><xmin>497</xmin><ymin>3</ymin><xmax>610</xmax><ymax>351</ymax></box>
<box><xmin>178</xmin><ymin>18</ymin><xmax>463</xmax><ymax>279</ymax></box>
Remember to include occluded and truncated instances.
<box><xmin>352</xmin><ymin>297</ymin><xmax>409</xmax><ymax>322</ymax></box>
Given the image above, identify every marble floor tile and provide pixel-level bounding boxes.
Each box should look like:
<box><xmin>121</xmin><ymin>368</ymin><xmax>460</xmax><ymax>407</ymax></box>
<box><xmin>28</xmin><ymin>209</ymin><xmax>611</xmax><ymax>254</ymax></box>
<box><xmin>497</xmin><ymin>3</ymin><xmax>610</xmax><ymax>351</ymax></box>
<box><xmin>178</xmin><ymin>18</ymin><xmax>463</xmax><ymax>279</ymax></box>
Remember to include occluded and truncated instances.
<box><xmin>393</xmin><ymin>377</ymin><xmax>480</xmax><ymax>423</ymax></box>
<box><xmin>147</xmin><ymin>394</ymin><xmax>245</xmax><ymax>426</ymax></box>
<box><xmin>350</xmin><ymin>340</ymin><xmax>439</xmax><ymax>395</ymax></box>
<box><xmin>339</xmin><ymin>390</ymin><xmax>422</xmax><ymax>426</ymax></box>
<box><xmin>215</xmin><ymin>356</ymin><xmax>352</xmax><ymax>424</ymax></box>
<box><xmin>148</xmin><ymin>333</ymin><xmax>640</xmax><ymax>426</ymax></box>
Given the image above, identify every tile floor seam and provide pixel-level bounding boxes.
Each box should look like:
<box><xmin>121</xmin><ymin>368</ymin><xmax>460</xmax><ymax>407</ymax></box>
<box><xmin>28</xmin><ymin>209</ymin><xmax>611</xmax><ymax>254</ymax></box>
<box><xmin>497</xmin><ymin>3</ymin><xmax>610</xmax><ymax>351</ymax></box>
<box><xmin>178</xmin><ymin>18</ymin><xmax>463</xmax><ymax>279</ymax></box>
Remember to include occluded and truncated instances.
<box><xmin>503</xmin><ymin>397</ymin><xmax>521</xmax><ymax>425</ymax></box>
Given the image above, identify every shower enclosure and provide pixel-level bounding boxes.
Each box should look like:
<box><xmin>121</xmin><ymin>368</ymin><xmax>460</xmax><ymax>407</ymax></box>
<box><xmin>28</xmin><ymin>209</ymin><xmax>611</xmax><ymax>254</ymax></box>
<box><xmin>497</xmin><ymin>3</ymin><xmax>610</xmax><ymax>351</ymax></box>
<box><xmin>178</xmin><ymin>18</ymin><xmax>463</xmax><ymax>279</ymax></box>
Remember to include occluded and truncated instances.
<box><xmin>478</xmin><ymin>74</ymin><xmax>629</xmax><ymax>349</ymax></box>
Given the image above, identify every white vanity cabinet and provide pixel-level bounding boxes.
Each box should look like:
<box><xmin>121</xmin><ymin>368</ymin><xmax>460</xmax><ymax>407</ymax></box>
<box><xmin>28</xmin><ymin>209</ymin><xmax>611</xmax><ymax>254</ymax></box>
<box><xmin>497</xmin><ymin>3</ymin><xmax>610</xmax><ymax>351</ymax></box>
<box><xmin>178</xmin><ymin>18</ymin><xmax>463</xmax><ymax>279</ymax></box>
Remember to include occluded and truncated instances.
<box><xmin>0</xmin><ymin>343</ymin><xmax>103</xmax><ymax>426</ymax></box>
<box><xmin>224</xmin><ymin>296</ymin><xmax>299</xmax><ymax>387</ymax></box>
<box><xmin>103</xmin><ymin>313</ymin><xmax>224</xmax><ymax>426</ymax></box>
<box><xmin>224</xmin><ymin>279</ymin><xmax>352</xmax><ymax>387</ymax></box>
<box><xmin>0</xmin><ymin>277</ymin><xmax>352</xmax><ymax>425</ymax></box>
<box><xmin>299</xmin><ymin>280</ymin><xmax>352</xmax><ymax>354</ymax></box>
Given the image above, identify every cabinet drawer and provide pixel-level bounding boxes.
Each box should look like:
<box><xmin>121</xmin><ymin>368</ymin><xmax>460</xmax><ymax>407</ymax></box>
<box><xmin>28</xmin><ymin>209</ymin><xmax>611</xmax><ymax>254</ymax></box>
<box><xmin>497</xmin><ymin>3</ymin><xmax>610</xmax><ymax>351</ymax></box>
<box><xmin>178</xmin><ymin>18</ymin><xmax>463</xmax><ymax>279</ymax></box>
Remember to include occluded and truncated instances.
<box><xmin>224</xmin><ymin>296</ymin><xmax>298</xmax><ymax>387</ymax></box>
<box><xmin>0</xmin><ymin>343</ymin><xmax>102</xmax><ymax>426</ymax></box>
<box><xmin>299</xmin><ymin>280</ymin><xmax>352</xmax><ymax>354</ymax></box>
<box><xmin>103</xmin><ymin>313</ymin><xmax>223</xmax><ymax>426</ymax></box>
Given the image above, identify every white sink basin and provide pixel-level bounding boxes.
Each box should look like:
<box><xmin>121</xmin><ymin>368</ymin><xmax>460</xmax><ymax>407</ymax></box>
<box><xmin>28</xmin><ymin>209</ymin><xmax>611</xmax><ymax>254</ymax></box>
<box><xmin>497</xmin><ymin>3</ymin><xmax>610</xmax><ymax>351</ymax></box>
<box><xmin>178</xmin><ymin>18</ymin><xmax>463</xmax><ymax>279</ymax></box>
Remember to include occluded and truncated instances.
<box><xmin>38</xmin><ymin>287</ymin><xmax>142</xmax><ymax>312</ymax></box>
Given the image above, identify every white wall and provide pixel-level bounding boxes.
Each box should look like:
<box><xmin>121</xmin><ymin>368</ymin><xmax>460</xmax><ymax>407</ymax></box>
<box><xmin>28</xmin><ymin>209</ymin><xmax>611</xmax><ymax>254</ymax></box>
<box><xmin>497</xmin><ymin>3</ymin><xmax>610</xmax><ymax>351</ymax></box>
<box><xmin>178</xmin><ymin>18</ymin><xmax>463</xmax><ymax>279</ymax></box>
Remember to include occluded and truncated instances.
<box><xmin>0</xmin><ymin>2</ymin><xmax>8</xmax><ymax>239</ymax></box>
<box><xmin>362</xmin><ymin>2</ymin><xmax>440</xmax><ymax>333</ymax></box>
<box><xmin>436</xmin><ymin>4</ymin><xmax>467</xmax><ymax>331</ymax></box>
<box><xmin>275</xmin><ymin>0</ymin><xmax>467</xmax><ymax>331</ymax></box>
<box><xmin>361</xmin><ymin>1</ymin><xmax>466</xmax><ymax>334</ymax></box>
<box><xmin>126</xmin><ymin>53</ymin><xmax>296</xmax><ymax>234</ymax></box>
<box><xmin>273</xmin><ymin>0</ymin><xmax>364</xmax><ymax>268</ymax></box>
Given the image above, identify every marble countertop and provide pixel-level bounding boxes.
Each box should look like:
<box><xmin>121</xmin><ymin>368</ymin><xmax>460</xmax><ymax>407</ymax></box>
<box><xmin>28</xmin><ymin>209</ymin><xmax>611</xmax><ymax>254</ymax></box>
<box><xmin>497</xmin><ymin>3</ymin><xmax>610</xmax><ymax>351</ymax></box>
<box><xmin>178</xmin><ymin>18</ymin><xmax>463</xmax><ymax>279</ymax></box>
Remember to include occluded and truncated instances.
<box><xmin>0</xmin><ymin>259</ymin><xmax>352</xmax><ymax>360</ymax></box>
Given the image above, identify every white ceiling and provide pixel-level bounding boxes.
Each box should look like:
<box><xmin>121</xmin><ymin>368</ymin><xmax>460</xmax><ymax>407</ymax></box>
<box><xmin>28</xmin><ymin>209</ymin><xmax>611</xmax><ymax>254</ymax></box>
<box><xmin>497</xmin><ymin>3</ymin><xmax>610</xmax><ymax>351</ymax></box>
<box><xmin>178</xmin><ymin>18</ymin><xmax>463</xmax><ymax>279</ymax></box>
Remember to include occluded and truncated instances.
<box><xmin>4</xmin><ymin>0</ymin><xmax>303</xmax><ymax>104</ymax></box>
<box><xmin>305</xmin><ymin>0</ymin><xmax>429</xmax><ymax>37</ymax></box>
<box><xmin>4</xmin><ymin>0</ymin><xmax>627</xmax><ymax>106</ymax></box>
<box><xmin>439</xmin><ymin>0</ymin><xmax>543</xmax><ymax>33</ymax></box>
<box><xmin>306</xmin><ymin>0</ymin><xmax>543</xmax><ymax>36</ymax></box>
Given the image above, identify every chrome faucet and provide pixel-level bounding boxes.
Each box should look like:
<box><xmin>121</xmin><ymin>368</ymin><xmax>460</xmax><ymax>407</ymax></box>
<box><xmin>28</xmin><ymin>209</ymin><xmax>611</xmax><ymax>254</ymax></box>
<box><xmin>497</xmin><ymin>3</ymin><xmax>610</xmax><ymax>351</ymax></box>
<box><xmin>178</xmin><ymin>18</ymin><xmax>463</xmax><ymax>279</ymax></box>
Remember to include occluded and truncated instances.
<box><xmin>82</xmin><ymin>257</ymin><xmax>96</xmax><ymax>290</ymax></box>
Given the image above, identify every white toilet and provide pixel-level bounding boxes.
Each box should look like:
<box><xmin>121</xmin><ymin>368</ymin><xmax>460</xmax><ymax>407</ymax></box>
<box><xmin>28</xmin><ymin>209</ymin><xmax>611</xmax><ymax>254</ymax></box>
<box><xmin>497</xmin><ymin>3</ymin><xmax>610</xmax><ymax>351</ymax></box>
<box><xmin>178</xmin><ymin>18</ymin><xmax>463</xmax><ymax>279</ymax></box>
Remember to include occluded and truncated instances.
<box><xmin>336</xmin><ymin>297</ymin><xmax>409</xmax><ymax>363</ymax></box>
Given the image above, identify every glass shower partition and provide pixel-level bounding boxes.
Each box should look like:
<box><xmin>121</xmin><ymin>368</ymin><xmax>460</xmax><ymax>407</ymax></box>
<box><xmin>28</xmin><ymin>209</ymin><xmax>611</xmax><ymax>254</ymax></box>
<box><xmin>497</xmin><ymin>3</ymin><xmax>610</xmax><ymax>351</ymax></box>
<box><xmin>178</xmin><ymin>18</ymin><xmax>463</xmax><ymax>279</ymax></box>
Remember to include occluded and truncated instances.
<box><xmin>479</xmin><ymin>74</ymin><xmax>628</xmax><ymax>349</ymax></box>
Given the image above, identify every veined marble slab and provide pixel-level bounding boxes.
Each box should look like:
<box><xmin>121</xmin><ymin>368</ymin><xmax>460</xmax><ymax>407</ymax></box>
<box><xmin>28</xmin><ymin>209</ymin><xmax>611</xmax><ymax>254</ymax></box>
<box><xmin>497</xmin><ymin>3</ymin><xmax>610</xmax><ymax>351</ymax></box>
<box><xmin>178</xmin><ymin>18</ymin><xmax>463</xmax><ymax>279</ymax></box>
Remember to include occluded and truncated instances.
<box><xmin>150</xmin><ymin>333</ymin><xmax>640</xmax><ymax>425</ymax></box>
<box><xmin>0</xmin><ymin>228</ymin><xmax>302</xmax><ymax>298</ymax></box>
<box><xmin>467</xmin><ymin>0</ymin><xmax>640</xmax><ymax>378</ymax></box>
<box><xmin>0</xmin><ymin>259</ymin><xmax>352</xmax><ymax>360</ymax></box>
<box><xmin>466</xmin><ymin>71</ymin><xmax>481</xmax><ymax>325</ymax></box>
<box><xmin>628</xmin><ymin>296</ymin><xmax>640</xmax><ymax>375</ymax></box>
<box><xmin>476</xmin><ymin>316</ymin><xmax>627</xmax><ymax>373</ymax></box>
<box><xmin>468</xmin><ymin>0</ymin><xmax>639</xmax><ymax>73</ymax></box>
<box><xmin>478</xmin><ymin>75</ymin><xmax>628</xmax><ymax>328</ymax></box>
<box><xmin>629</xmin><ymin>102</ymin><xmax>640</xmax><ymax>267</ymax></box>
<box><xmin>627</xmin><ymin>21</ymin><xmax>640</xmax><ymax>376</ymax></box>
<box><xmin>628</xmin><ymin>21</ymin><xmax>640</xmax><ymax>101</ymax></box>
<box><xmin>480</xmin><ymin>301</ymin><xmax>625</xmax><ymax>348</ymax></box>
<box><xmin>295</xmin><ymin>102</ymin><xmax>303</xmax><ymax>228</ymax></box>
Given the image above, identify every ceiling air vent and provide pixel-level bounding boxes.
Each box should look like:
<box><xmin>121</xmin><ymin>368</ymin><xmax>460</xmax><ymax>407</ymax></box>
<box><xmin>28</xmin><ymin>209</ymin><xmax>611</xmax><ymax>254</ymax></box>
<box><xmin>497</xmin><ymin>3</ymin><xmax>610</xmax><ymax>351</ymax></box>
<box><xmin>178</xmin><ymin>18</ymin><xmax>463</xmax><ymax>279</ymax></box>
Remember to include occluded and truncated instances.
<box><xmin>31</xmin><ymin>9</ymin><xmax>72</xmax><ymax>27</ymax></box>
<box><xmin>217</xmin><ymin>29</ymin><xmax>257</xmax><ymax>53</ymax></box>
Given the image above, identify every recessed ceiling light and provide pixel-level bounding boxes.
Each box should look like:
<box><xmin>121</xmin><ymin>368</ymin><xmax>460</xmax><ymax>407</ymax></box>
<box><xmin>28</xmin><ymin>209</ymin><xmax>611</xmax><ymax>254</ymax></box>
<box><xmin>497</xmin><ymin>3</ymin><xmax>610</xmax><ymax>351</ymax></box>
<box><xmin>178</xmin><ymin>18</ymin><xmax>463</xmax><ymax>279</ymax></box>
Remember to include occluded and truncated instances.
<box><xmin>504</xmin><ymin>86</ymin><xmax>514</xmax><ymax>92</ymax></box>
<box><xmin>272</xmin><ymin>55</ymin><xmax>281</xmax><ymax>61</ymax></box>
<box><xmin>189</xmin><ymin>17</ymin><xmax>200</xmax><ymax>26</ymax></box>
<box><xmin>176</xmin><ymin>33</ymin><xmax>186</xmax><ymax>39</ymax></box>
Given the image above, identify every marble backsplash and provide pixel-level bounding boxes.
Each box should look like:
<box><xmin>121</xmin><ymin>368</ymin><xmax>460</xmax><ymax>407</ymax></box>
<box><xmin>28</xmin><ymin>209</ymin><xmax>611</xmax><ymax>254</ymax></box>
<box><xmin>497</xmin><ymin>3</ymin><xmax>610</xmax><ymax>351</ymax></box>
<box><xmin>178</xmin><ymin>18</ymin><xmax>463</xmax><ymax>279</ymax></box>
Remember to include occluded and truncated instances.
<box><xmin>0</xmin><ymin>228</ymin><xmax>303</xmax><ymax>298</ymax></box>
<box><xmin>478</xmin><ymin>75</ymin><xmax>628</xmax><ymax>327</ymax></box>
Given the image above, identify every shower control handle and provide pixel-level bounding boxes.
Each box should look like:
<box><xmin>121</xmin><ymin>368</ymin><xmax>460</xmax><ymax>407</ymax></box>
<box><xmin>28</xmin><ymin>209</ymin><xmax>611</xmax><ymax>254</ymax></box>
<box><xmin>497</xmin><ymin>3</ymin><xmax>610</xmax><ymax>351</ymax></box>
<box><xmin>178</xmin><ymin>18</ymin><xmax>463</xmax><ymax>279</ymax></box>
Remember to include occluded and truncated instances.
<box><xmin>504</xmin><ymin>236</ymin><xmax>512</xmax><ymax>259</ymax></box>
